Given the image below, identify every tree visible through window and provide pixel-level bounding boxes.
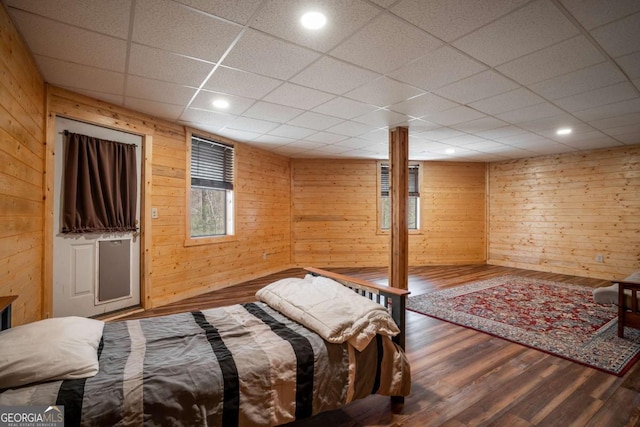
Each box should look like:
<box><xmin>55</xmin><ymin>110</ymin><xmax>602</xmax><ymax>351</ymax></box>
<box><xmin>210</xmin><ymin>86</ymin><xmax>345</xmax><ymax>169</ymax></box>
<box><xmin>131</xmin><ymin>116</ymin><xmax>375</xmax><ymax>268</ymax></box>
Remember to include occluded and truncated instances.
<box><xmin>190</xmin><ymin>135</ymin><xmax>234</xmax><ymax>237</ymax></box>
<box><xmin>380</xmin><ymin>163</ymin><xmax>420</xmax><ymax>230</ymax></box>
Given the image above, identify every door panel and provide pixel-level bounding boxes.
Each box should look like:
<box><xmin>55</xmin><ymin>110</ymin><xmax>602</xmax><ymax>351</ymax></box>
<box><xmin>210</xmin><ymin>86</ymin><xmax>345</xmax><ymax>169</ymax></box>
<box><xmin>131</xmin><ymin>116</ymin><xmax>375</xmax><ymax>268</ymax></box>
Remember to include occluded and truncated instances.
<box><xmin>53</xmin><ymin>117</ymin><xmax>142</xmax><ymax>318</ymax></box>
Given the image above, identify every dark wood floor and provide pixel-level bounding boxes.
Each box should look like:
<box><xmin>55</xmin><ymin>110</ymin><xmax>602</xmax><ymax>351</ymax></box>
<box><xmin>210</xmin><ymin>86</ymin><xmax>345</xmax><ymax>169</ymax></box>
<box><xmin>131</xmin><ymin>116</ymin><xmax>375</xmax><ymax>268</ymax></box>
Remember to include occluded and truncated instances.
<box><xmin>120</xmin><ymin>265</ymin><xmax>640</xmax><ymax>426</ymax></box>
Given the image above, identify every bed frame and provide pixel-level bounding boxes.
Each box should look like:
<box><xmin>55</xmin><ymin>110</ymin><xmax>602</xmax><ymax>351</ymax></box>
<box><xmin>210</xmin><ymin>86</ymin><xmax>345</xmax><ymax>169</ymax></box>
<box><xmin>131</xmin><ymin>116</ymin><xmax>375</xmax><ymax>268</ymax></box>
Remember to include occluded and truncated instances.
<box><xmin>305</xmin><ymin>267</ymin><xmax>410</xmax><ymax>350</ymax></box>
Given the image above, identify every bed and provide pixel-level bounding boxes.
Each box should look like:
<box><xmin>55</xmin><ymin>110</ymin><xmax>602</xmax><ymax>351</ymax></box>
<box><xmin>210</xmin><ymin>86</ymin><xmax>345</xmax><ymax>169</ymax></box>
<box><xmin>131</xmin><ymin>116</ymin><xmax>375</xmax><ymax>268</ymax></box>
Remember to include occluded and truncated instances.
<box><xmin>0</xmin><ymin>268</ymin><xmax>411</xmax><ymax>426</ymax></box>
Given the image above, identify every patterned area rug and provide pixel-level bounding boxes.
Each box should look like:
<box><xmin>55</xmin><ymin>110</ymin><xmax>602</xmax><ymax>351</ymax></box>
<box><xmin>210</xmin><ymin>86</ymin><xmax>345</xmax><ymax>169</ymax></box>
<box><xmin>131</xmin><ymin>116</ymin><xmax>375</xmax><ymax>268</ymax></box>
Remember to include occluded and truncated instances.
<box><xmin>408</xmin><ymin>275</ymin><xmax>640</xmax><ymax>376</ymax></box>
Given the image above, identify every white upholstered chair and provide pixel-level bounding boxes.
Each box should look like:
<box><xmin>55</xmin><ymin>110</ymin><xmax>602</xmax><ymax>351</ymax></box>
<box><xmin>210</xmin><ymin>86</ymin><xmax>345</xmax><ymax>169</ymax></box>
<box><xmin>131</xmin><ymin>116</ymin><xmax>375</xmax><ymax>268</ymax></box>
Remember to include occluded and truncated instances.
<box><xmin>593</xmin><ymin>271</ymin><xmax>640</xmax><ymax>337</ymax></box>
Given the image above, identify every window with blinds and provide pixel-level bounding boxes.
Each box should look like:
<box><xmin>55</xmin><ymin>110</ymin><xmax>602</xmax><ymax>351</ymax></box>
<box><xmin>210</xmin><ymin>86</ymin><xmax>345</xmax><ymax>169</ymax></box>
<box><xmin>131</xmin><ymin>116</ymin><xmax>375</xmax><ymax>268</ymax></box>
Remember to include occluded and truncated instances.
<box><xmin>190</xmin><ymin>135</ymin><xmax>234</xmax><ymax>237</ymax></box>
<box><xmin>379</xmin><ymin>163</ymin><xmax>420</xmax><ymax>230</ymax></box>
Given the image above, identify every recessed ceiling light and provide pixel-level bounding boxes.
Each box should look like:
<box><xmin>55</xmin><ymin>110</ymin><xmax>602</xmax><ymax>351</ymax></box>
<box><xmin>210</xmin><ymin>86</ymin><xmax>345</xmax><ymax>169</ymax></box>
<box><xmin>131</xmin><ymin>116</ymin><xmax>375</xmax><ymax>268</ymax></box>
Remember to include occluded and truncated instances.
<box><xmin>212</xmin><ymin>99</ymin><xmax>229</xmax><ymax>109</ymax></box>
<box><xmin>445</xmin><ymin>148</ymin><xmax>456</xmax><ymax>154</ymax></box>
<box><xmin>301</xmin><ymin>11</ymin><xmax>326</xmax><ymax>30</ymax></box>
<box><xmin>556</xmin><ymin>127</ymin><xmax>572</xmax><ymax>135</ymax></box>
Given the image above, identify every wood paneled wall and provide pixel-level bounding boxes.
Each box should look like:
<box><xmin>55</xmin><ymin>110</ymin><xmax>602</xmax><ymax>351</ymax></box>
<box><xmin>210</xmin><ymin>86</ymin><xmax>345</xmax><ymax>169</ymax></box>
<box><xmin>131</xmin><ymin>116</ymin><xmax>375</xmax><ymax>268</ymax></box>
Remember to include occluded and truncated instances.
<box><xmin>46</xmin><ymin>87</ymin><xmax>292</xmax><ymax>310</ymax></box>
<box><xmin>0</xmin><ymin>4</ymin><xmax>46</xmax><ymax>326</ymax></box>
<box><xmin>488</xmin><ymin>145</ymin><xmax>640</xmax><ymax>279</ymax></box>
<box><xmin>291</xmin><ymin>159</ymin><xmax>486</xmax><ymax>267</ymax></box>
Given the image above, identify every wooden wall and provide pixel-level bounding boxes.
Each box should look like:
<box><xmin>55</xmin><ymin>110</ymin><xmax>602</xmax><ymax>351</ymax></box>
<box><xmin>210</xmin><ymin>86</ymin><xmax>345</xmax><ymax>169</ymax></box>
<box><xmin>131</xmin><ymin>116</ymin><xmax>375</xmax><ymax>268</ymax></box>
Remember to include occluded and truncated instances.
<box><xmin>46</xmin><ymin>86</ymin><xmax>292</xmax><ymax>310</ymax></box>
<box><xmin>291</xmin><ymin>159</ymin><xmax>486</xmax><ymax>267</ymax></box>
<box><xmin>0</xmin><ymin>4</ymin><xmax>46</xmax><ymax>326</ymax></box>
<box><xmin>488</xmin><ymin>145</ymin><xmax>640</xmax><ymax>280</ymax></box>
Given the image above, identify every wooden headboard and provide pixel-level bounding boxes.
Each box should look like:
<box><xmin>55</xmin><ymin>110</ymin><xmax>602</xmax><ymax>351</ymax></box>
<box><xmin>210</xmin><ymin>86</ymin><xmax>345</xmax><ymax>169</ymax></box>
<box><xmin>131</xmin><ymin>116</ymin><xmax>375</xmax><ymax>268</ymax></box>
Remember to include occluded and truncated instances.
<box><xmin>304</xmin><ymin>267</ymin><xmax>410</xmax><ymax>349</ymax></box>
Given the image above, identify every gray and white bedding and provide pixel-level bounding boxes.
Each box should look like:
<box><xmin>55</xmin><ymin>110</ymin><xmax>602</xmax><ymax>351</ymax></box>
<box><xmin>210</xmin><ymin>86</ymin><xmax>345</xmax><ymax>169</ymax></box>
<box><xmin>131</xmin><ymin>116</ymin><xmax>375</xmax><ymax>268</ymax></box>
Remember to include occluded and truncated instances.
<box><xmin>0</xmin><ymin>302</ymin><xmax>410</xmax><ymax>426</ymax></box>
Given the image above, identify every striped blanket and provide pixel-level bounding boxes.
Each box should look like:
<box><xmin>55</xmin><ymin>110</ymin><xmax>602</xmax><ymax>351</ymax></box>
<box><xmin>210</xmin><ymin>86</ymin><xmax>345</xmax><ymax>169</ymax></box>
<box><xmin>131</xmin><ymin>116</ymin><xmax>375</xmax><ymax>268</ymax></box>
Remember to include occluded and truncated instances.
<box><xmin>0</xmin><ymin>302</ymin><xmax>410</xmax><ymax>426</ymax></box>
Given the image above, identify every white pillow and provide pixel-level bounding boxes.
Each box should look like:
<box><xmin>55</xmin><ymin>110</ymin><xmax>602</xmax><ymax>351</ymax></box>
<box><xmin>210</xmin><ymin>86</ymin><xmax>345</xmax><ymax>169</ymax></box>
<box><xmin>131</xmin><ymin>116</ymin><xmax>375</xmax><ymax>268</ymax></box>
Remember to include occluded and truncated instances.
<box><xmin>0</xmin><ymin>317</ymin><xmax>104</xmax><ymax>389</ymax></box>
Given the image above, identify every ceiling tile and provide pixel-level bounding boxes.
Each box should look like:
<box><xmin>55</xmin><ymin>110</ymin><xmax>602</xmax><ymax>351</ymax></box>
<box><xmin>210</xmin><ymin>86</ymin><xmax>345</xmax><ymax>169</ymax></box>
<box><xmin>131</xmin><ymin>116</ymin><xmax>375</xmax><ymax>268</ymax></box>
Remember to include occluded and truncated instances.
<box><xmin>203</xmin><ymin>66</ymin><xmax>283</xmax><ymax>100</ymax></box>
<box><xmin>590</xmin><ymin>112</ymin><xmax>640</xmax><ymax>130</ymax></box>
<box><xmin>463</xmin><ymin>140</ymin><xmax>514</xmax><ymax>152</ymax></box>
<box><xmin>226</xmin><ymin>116</ymin><xmax>280</xmax><ymax>134</ymax></box>
<box><xmin>223</xmin><ymin>29</ymin><xmax>320</xmax><ymax>79</ymax></box>
<box><xmin>562</xmin><ymin>135</ymin><xmax>622</xmax><ymax>150</ymax></box>
<box><xmin>476</xmin><ymin>125</ymin><xmax>528</xmax><ymax>139</ymax></box>
<box><xmin>133</xmin><ymin>0</ymin><xmax>241</xmax><ymax>62</ymax></box>
<box><xmin>345</xmin><ymin>77</ymin><xmax>424</xmax><ymax>107</ymax></box>
<box><xmin>391</xmin><ymin>0</ymin><xmax>530</xmax><ymax>42</ymax></box>
<box><xmin>495</xmin><ymin>102</ymin><xmax>566</xmax><ymax>123</ymax></box>
<box><xmin>128</xmin><ymin>44</ymin><xmax>213</xmax><ymax>86</ymax></box>
<box><xmin>242</xmin><ymin>101</ymin><xmax>304</xmax><ymax>123</ymax></box>
<box><xmin>250</xmin><ymin>0</ymin><xmax>380</xmax><ymax>52</ymax></box>
<box><xmin>515</xmin><ymin>141</ymin><xmax>576</xmax><ymax>155</ymax></box>
<box><xmin>529</xmin><ymin>62</ymin><xmax>627</xmax><ymax>100</ymax></box>
<box><xmin>269</xmin><ymin>124</ymin><xmax>317</xmax><ymax>139</ymax></box>
<box><xmin>617</xmin><ymin>52</ymin><xmax>640</xmax><ymax>80</ymax></box>
<box><xmin>432</xmin><ymin>70</ymin><xmax>520</xmax><ymax>104</ymax></box>
<box><xmin>6</xmin><ymin>0</ymin><xmax>131</xmax><ymax>38</ymax></box>
<box><xmin>389</xmin><ymin>46</ymin><xmax>487</xmax><ymax>90</ymax></box>
<box><xmin>272</xmin><ymin>144</ymin><xmax>309</xmax><ymax>155</ymax></box>
<box><xmin>553</xmin><ymin>82</ymin><xmax>638</xmax><ymax>112</ymax></box>
<box><xmin>572</xmin><ymin>98</ymin><xmax>640</xmax><ymax>121</ymax></box>
<box><xmin>559</xmin><ymin>0</ymin><xmax>640</xmax><ymax>30</ymax></box>
<box><xmin>407</xmin><ymin>119</ymin><xmax>440</xmax><ymax>134</ymax></box>
<box><xmin>253</xmin><ymin>135</ymin><xmax>297</xmax><ymax>146</ymax></box>
<box><xmin>312</xmin><ymin>97</ymin><xmax>378</xmax><ymax>119</ymax></box>
<box><xmin>442</xmin><ymin>134</ymin><xmax>491</xmax><ymax>146</ymax></box>
<box><xmin>189</xmin><ymin>90</ymin><xmax>256</xmax><ymax>115</ymax></box>
<box><xmin>172</xmin><ymin>0</ymin><xmax>263</xmax><ymax>25</ymax></box>
<box><xmin>591</xmin><ymin>12</ymin><xmax>640</xmax><ymax>58</ymax></box>
<box><xmin>325</xmin><ymin>121</ymin><xmax>378</xmax><ymax>137</ymax></box>
<box><xmin>422</xmin><ymin>106</ymin><xmax>486</xmax><ymax>126</ymax></box>
<box><xmin>334</xmin><ymin>138</ymin><xmax>372</xmax><ymax>149</ymax></box>
<box><xmin>330</xmin><ymin>13</ymin><xmax>442</xmax><ymax>74</ymax></box>
<box><xmin>217</xmin><ymin>128</ymin><xmax>262</xmax><ymax>141</ymax></box>
<box><xmin>451</xmin><ymin>117</ymin><xmax>510</xmax><ymax>133</ymax></box>
<box><xmin>124</xmin><ymin>98</ymin><xmax>184</xmax><ymax>120</ymax></box>
<box><xmin>495</xmin><ymin>131</ymin><xmax>552</xmax><ymax>144</ymax></box>
<box><xmin>308</xmin><ymin>144</ymin><xmax>354</xmax><ymax>155</ymax></box>
<box><xmin>453</xmin><ymin>0</ymin><xmax>579</xmax><ymax>66</ymax></box>
<box><xmin>262</xmin><ymin>83</ymin><xmax>335</xmax><ymax>110</ymax></box>
<box><xmin>496</xmin><ymin>36</ymin><xmax>605</xmax><ymax>85</ymax></box>
<box><xmin>287</xmin><ymin>111</ymin><xmax>344</xmax><ymax>131</ymax></box>
<box><xmin>416</xmin><ymin>127</ymin><xmax>467</xmax><ymax>141</ymax></box>
<box><xmin>357</xmin><ymin>128</ymin><xmax>389</xmax><ymax>143</ymax></box>
<box><xmin>388</xmin><ymin>93</ymin><xmax>457</xmax><ymax>117</ymax></box>
<box><xmin>10</xmin><ymin>10</ymin><xmax>127</xmax><ymax>72</ymax></box>
<box><xmin>304</xmin><ymin>132</ymin><xmax>349</xmax><ymax>144</ymax></box>
<box><xmin>352</xmin><ymin>109</ymin><xmax>409</xmax><ymax>127</ymax></box>
<box><xmin>368</xmin><ymin>0</ymin><xmax>396</xmax><ymax>7</ymax></box>
<box><xmin>34</xmin><ymin>55</ymin><xmax>124</xmax><ymax>95</ymax></box>
<box><xmin>517</xmin><ymin>113</ymin><xmax>585</xmax><ymax>132</ymax></box>
<box><xmin>126</xmin><ymin>76</ymin><xmax>196</xmax><ymax>105</ymax></box>
<box><xmin>291</xmin><ymin>57</ymin><xmax>380</xmax><ymax>95</ymax></box>
<box><xmin>180</xmin><ymin>108</ymin><xmax>237</xmax><ymax>130</ymax></box>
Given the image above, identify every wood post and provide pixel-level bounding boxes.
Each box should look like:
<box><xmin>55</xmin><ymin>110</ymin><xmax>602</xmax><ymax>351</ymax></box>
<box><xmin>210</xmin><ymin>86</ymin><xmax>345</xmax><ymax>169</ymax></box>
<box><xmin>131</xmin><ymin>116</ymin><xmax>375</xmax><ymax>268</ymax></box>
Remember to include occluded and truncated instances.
<box><xmin>388</xmin><ymin>127</ymin><xmax>409</xmax><ymax>290</ymax></box>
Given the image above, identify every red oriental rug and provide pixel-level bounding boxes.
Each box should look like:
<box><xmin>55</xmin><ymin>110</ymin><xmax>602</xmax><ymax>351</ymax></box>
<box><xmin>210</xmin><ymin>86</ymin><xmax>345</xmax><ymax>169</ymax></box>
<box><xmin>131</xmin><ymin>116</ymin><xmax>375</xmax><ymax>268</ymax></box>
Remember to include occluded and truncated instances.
<box><xmin>407</xmin><ymin>275</ymin><xmax>640</xmax><ymax>376</ymax></box>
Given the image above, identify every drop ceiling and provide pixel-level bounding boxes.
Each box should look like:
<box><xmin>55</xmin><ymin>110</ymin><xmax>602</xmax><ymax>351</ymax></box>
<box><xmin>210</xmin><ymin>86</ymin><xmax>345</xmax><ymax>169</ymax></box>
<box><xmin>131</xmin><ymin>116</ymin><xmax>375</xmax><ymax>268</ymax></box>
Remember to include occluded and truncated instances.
<box><xmin>4</xmin><ymin>0</ymin><xmax>640</xmax><ymax>161</ymax></box>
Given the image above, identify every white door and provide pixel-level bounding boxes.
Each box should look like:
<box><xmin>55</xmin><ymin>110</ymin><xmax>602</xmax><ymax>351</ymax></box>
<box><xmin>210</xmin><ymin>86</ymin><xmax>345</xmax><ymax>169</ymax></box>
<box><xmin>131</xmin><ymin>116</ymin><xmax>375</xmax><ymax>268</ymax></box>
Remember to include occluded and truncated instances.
<box><xmin>53</xmin><ymin>117</ymin><xmax>142</xmax><ymax>318</ymax></box>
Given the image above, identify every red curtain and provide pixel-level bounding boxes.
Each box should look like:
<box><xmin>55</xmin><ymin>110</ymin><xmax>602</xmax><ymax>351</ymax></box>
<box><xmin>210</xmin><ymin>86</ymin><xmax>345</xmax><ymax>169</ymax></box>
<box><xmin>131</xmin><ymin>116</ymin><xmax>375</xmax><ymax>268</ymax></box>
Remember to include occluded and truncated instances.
<box><xmin>62</xmin><ymin>131</ymin><xmax>137</xmax><ymax>233</ymax></box>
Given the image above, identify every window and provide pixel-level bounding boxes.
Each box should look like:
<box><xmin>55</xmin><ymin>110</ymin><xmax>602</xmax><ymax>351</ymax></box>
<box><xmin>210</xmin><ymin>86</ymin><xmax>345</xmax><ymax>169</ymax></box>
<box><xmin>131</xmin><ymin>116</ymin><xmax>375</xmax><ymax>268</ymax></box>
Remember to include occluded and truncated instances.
<box><xmin>379</xmin><ymin>163</ymin><xmax>420</xmax><ymax>231</ymax></box>
<box><xmin>189</xmin><ymin>134</ymin><xmax>234</xmax><ymax>238</ymax></box>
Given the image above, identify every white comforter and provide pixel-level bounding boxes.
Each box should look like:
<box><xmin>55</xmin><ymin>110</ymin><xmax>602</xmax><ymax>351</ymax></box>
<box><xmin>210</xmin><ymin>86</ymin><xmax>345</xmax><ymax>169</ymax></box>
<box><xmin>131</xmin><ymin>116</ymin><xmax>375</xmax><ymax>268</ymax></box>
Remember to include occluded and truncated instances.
<box><xmin>256</xmin><ymin>275</ymin><xmax>400</xmax><ymax>351</ymax></box>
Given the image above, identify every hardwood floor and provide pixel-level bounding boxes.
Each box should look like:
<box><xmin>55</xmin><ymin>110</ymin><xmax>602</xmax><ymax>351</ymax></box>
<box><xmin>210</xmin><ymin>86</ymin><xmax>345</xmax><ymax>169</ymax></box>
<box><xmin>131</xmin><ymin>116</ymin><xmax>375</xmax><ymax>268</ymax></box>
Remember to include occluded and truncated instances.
<box><xmin>120</xmin><ymin>265</ymin><xmax>640</xmax><ymax>426</ymax></box>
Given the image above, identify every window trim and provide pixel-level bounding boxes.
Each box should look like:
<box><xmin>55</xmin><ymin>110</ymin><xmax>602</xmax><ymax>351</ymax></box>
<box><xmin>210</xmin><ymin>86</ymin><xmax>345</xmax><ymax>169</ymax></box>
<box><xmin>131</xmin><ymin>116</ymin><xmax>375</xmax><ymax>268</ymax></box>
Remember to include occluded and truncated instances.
<box><xmin>185</xmin><ymin>128</ymin><xmax>238</xmax><ymax>246</ymax></box>
<box><xmin>376</xmin><ymin>160</ymin><xmax>422</xmax><ymax>235</ymax></box>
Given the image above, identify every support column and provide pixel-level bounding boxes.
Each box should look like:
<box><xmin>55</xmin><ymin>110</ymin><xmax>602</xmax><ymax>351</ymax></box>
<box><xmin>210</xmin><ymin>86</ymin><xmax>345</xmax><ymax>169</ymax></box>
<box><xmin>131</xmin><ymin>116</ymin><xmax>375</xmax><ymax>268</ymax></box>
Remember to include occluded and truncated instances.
<box><xmin>388</xmin><ymin>126</ymin><xmax>409</xmax><ymax>290</ymax></box>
